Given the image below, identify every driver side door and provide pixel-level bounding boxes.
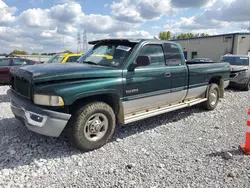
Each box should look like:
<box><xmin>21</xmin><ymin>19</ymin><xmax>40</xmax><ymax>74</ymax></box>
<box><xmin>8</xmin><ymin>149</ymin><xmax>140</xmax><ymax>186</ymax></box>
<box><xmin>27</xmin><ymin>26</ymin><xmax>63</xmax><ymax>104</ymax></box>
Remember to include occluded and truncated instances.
<box><xmin>122</xmin><ymin>44</ymin><xmax>172</xmax><ymax>115</ymax></box>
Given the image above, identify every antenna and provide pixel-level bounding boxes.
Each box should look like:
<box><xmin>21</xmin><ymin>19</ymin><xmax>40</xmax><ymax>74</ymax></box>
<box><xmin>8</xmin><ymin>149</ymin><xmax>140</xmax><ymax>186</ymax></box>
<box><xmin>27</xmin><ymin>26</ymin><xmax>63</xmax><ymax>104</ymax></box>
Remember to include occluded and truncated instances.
<box><xmin>82</xmin><ymin>30</ymin><xmax>88</xmax><ymax>53</ymax></box>
<box><xmin>77</xmin><ymin>31</ymin><xmax>81</xmax><ymax>53</ymax></box>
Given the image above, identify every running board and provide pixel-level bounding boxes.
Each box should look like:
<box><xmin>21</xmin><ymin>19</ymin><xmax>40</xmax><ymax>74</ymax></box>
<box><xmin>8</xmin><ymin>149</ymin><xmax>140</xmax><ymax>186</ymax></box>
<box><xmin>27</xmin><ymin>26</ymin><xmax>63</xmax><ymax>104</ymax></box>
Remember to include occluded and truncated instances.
<box><xmin>124</xmin><ymin>98</ymin><xmax>207</xmax><ymax>124</ymax></box>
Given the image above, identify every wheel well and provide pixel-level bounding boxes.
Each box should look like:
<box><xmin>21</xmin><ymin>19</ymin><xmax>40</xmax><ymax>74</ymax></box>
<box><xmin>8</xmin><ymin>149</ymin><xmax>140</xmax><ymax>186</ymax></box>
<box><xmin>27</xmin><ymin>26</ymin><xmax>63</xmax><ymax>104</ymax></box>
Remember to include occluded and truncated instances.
<box><xmin>209</xmin><ymin>76</ymin><xmax>224</xmax><ymax>98</ymax></box>
<box><xmin>70</xmin><ymin>94</ymin><xmax>123</xmax><ymax>120</ymax></box>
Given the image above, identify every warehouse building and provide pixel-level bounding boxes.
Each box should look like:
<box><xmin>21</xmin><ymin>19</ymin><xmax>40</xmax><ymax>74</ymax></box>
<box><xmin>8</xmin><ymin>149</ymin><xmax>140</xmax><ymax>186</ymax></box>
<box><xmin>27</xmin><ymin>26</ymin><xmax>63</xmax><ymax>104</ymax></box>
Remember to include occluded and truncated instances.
<box><xmin>172</xmin><ymin>32</ymin><xmax>250</xmax><ymax>61</ymax></box>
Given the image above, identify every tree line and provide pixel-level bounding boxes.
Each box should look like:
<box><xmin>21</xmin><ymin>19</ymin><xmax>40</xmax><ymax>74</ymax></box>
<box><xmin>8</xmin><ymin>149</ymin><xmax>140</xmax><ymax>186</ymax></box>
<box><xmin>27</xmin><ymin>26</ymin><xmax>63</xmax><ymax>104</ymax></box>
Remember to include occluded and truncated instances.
<box><xmin>8</xmin><ymin>50</ymin><xmax>73</xmax><ymax>55</ymax></box>
<box><xmin>156</xmin><ymin>31</ymin><xmax>209</xmax><ymax>40</ymax></box>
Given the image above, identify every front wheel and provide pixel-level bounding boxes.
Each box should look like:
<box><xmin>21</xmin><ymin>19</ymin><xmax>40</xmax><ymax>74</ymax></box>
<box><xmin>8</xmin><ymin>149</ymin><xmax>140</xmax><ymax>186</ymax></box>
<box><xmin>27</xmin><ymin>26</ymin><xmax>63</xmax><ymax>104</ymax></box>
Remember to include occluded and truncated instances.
<box><xmin>67</xmin><ymin>102</ymin><xmax>116</xmax><ymax>151</ymax></box>
<box><xmin>201</xmin><ymin>83</ymin><xmax>220</xmax><ymax>111</ymax></box>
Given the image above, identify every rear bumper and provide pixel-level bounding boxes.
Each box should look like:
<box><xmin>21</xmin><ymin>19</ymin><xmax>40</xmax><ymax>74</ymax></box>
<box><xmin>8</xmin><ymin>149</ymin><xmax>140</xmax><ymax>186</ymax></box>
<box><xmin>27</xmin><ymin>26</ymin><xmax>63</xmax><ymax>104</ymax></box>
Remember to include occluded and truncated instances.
<box><xmin>7</xmin><ymin>89</ymin><xmax>71</xmax><ymax>137</ymax></box>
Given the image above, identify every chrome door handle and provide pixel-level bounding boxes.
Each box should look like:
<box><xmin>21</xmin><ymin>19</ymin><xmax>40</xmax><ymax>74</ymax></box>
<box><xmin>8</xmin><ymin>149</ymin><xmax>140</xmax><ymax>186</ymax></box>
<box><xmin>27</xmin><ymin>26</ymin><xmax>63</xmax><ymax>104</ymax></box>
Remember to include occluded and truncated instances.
<box><xmin>164</xmin><ymin>72</ymin><xmax>171</xmax><ymax>77</ymax></box>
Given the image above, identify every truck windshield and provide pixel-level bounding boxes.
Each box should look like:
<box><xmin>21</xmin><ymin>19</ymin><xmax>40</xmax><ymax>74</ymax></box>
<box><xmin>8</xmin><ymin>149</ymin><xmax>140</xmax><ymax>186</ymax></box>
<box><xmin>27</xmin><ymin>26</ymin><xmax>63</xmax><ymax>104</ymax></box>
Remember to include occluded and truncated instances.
<box><xmin>221</xmin><ymin>56</ymin><xmax>249</xmax><ymax>66</ymax></box>
<box><xmin>77</xmin><ymin>43</ymin><xmax>135</xmax><ymax>67</ymax></box>
<box><xmin>44</xmin><ymin>54</ymin><xmax>64</xmax><ymax>64</ymax></box>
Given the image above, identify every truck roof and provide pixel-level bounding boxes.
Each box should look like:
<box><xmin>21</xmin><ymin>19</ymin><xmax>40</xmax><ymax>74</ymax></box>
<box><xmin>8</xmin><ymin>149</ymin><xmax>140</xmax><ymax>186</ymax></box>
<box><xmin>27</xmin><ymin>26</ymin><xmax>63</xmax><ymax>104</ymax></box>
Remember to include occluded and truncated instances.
<box><xmin>88</xmin><ymin>39</ymin><xmax>177</xmax><ymax>45</ymax></box>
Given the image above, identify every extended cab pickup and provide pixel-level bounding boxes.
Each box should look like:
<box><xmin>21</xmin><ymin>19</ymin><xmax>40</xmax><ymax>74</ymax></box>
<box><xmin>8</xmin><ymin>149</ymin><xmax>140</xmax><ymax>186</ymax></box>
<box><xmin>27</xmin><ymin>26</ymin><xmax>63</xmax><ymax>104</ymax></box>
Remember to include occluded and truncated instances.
<box><xmin>7</xmin><ymin>39</ymin><xmax>230</xmax><ymax>151</ymax></box>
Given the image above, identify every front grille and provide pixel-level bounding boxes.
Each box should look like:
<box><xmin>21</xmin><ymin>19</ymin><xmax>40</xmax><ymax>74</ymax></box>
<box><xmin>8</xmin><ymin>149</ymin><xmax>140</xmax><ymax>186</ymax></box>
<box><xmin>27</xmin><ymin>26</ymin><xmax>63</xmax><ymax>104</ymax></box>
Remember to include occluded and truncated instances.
<box><xmin>11</xmin><ymin>75</ymin><xmax>31</xmax><ymax>99</ymax></box>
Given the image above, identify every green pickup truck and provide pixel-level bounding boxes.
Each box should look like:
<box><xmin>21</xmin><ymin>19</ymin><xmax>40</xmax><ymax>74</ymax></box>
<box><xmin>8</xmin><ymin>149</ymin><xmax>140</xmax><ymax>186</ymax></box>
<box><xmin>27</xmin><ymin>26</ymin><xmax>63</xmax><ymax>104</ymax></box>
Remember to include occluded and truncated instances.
<box><xmin>7</xmin><ymin>39</ymin><xmax>230</xmax><ymax>151</ymax></box>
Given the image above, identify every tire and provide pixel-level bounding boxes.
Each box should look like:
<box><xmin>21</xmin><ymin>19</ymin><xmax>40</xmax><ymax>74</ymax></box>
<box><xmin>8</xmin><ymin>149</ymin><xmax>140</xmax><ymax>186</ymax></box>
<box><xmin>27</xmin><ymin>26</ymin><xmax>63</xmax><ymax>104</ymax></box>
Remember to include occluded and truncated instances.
<box><xmin>67</xmin><ymin>101</ymin><xmax>116</xmax><ymax>151</ymax></box>
<box><xmin>201</xmin><ymin>83</ymin><xmax>220</xmax><ymax>111</ymax></box>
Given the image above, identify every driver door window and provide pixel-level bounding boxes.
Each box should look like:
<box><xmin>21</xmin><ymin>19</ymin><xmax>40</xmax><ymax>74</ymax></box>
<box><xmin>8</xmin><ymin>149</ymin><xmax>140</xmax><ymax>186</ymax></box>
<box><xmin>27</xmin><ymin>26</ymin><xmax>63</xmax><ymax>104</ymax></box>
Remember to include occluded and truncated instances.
<box><xmin>138</xmin><ymin>45</ymin><xmax>165</xmax><ymax>67</ymax></box>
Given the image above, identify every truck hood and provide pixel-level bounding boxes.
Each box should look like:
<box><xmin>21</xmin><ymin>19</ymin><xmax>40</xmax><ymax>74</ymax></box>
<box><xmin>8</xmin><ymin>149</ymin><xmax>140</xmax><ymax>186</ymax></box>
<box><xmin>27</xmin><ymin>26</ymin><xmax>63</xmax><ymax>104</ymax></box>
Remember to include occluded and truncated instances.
<box><xmin>10</xmin><ymin>63</ymin><xmax>122</xmax><ymax>83</ymax></box>
<box><xmin>230</xmin><ymin>65</ymin><xmax>249</xmax><ymax>72</ymax></box>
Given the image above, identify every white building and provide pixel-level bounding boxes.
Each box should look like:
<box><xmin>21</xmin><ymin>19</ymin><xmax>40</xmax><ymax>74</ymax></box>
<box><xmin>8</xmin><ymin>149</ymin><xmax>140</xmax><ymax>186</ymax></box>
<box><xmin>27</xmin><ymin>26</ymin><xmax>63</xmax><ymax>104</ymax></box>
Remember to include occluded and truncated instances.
<box><xmin>172</xmin><ymin>32</ymin><xmax>250</xmax><ymax>61</ymax></box>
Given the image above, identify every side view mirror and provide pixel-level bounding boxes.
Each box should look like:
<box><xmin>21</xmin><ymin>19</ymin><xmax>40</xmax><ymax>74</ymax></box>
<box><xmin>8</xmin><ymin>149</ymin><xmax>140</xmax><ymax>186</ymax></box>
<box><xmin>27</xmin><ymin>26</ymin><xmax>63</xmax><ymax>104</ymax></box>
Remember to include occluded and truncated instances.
<box><xmin>128</xmin><ymin>55</ymin><xmax>151</xmax><ymax>71</ymax></box>
<box><xmin>136</xmin><ymin>55</ymin><xmax>151</xmax><ymax>67</ymax></box>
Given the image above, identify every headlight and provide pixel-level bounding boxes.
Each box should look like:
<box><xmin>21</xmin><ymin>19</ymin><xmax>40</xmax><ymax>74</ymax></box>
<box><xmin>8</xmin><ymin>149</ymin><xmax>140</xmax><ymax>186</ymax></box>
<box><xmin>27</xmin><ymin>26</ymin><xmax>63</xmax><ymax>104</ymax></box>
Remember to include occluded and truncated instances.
<box><xmin>33</xmin><ymin>94</ymin><xmax>64</xmax><ymax>106</ymax></box>
<box><xmin>238</xmin><ymin>70</ymin><xmax>248</xmax><ymax>75</ymax></box>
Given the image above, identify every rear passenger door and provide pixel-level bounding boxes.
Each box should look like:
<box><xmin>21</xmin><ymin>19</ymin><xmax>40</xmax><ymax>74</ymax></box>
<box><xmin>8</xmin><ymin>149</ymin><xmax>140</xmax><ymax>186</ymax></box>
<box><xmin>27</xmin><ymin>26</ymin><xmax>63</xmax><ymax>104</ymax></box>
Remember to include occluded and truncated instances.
<box><xmin>164</xmin><ymin>43</ymin><xmax>188</xmax><ymax>102</ymax></box>
<box><xmin>123</xmin><ymin>44</ymin><xmax>172</xmax><ymax>114</ymax></box>
<box><xmin>0</xmin><ymin>58</ymin><xmax>11</xmax><ymax>84</ymax></box>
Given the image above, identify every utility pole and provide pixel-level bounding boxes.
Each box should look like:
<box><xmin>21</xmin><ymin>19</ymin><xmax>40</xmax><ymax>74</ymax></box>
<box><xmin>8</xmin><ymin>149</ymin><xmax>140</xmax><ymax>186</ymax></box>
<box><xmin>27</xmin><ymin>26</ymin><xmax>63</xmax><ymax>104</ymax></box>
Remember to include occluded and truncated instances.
<box><xmin>82</xmin><ymin>30</ymin><xmax>88</xmax><ymax>53</ymax></box>
<box><xmin>77</xmin><ymin>32</ymin><xmax>81</xmax><ymax>53</ymax></box>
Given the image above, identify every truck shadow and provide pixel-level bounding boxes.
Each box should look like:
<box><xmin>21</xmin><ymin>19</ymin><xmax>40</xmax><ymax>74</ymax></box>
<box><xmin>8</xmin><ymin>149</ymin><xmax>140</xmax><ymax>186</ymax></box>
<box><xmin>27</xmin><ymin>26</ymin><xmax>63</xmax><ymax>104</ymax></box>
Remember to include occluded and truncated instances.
<box><xmin>0</xmin><ymin>94</ymin><xmax>9</xmax><ymax>103</ymax></box>
<box><xmin>0</xmin><ymin>106</ymin><xmax>205</xmax><ymax>170</ymax></box>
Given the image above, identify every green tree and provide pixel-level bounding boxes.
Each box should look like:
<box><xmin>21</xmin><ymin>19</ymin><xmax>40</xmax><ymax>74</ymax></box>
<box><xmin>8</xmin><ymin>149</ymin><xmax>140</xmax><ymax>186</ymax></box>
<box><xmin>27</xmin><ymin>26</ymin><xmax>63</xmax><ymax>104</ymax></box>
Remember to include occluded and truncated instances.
<box><xmin>158</xmin><ymin>32</ymin><xmax>167</xmax><ymax>40</ymax></box>
<box><xmin>63</xmin><ymin>50</ymin><xmax>72</xmax><ymax>53</ymax></box>
<box><xmin>31</xmin><ymin>52</ymin><xmax>39</xmax><ymax>55</ymax></box>
<box><xmin>158</xmin><ymin>31</ymin><xmax>171</xmax><ymax>40</ymax></box>
<box><xmin>11</xmin><ymin>50</ymin><xmax>29</xmax><ymax>55</ymax></box>
<box><xmin>200</xmin><ymin>33</ymin><xmax>209</xmax><ymax>37</ymax></box>
<box><xmin>166</xmin><ymin>31</ymin><xmax>171</xmax><ymax>40</ymax></box>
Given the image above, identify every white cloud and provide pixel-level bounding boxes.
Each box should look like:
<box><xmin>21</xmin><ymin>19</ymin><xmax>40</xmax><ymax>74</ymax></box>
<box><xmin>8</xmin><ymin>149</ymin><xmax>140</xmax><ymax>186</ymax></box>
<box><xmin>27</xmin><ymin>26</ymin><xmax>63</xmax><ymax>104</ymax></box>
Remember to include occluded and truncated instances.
<box><xmin>164</xmin><ymin>16</ymin><xmax>229</xmax><ymax>33</ymax></box>
<box><xmin>18</xmin><ymin>8</ymin><xmax>53</xmax><ymax>28</ymax></box>
<box><xmin>202</xmin><ymin>0</ymin><xmax>250</xmax><ymax>22</ymax></box>
<box><xmin>171</xmin><ymin>0</ymin><xmax>212</xmax><ymax>8</ymax></box>
<box><xmin>112</xmin><ymin>30</ymin><xmax>153</xmax><ymax>38</ymax></box>
<box><xmin>152</xmin><ymin>26</ymin><xmax>160</xmax><ymax>29</ymax></box>
<box><xmin>80</xmin><ymin>14</ymin><xmax>140</xmax><ymax>34</ymax></box>
<box><xmin>111</xmin><ymin>0</ymin><xmax>176</xmax><ymax>23</ymax></box>
<box><xmin>1</xmin><ymin>0</ymin><xmax>249</xmax><ymax>54</ymax></box>
<box><xmin>0</xmin><ymin>0</ymin><xmax>17</xmax><ymax>25</ymax></box>
<box><xmin>50</xmin><ymin>2</ymin><xmax>83</xmax><ymax>23</ymax></box>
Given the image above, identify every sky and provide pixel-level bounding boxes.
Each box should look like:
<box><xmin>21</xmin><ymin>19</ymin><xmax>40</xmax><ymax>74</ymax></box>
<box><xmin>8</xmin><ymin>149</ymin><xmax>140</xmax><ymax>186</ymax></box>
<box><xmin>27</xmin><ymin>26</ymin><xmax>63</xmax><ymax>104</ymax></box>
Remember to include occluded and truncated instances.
<box><xmin>0</xmin><ymin>0</ymin><xmax>249</xmax><ymax>53</ymax></box>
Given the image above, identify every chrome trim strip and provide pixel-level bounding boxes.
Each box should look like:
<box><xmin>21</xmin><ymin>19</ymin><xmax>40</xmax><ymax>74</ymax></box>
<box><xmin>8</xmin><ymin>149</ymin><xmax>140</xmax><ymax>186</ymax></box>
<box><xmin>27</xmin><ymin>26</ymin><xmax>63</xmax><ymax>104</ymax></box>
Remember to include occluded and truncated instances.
<box><xmin>124</xmin><ymin>98</ymin><xmax>207</xmax><ymax>124</ymax></box>
<box><xmin>185</xmin><ymin>86</ymin><xmax>207</xmax><ymax>99</ymax></box>
<box><xmin>123</xmin><ymin>90</ymin><xmax>187</xmax><ymax>115</ymax></box>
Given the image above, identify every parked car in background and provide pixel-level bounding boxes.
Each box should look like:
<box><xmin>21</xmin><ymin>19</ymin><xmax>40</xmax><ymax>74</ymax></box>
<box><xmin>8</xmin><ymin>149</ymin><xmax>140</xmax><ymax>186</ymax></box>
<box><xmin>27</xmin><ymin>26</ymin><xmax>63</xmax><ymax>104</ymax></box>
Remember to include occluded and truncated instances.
<box><xmin>8</xmin><ymin>39</ymin><xmax>230</xmax><ymax>151</ymax></box>
<box><xmin>0</xmin><ymin>57</ymin><xmax>41</xmax><ymax>85</ymax></box>
<box><xmin>221</xmin><ymin>54</ymin><xmax>250</xmax><ymax>91</ymax></box>
<box><xmin>190</xmin><ymin>58</ymin><xmax>214</xmax><ymax>63</ymax></box>
<box><xmin>44</xmin><ymin>53</ymin><xmax>83</xmax><ymax>64</ymax></box>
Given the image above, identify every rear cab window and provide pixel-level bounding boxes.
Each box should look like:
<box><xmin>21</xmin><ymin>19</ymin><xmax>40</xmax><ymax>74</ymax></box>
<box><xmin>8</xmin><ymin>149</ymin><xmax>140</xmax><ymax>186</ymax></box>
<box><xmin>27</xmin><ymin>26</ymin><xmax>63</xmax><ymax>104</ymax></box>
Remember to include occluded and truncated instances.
<box><xmin>163</xmin><ymin>43</ymin><xmax>182</xmax><ymax>66</ymax></box>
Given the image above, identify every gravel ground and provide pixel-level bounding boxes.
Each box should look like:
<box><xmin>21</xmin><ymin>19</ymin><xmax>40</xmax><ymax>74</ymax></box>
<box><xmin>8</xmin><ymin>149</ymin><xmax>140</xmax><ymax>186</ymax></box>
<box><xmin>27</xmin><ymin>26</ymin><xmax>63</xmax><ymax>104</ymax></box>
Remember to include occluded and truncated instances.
<box><xmin>0</xmin><ymin>85</ymin><xmax>249</xmax><ymax>188</ymax></box>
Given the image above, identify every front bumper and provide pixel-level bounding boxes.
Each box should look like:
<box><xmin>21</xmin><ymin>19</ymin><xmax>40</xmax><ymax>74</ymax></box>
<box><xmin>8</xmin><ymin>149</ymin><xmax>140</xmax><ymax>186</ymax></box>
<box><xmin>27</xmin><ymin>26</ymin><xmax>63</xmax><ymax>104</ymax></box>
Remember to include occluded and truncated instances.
<box><xmin>7</xmin><ymin>89</ymin><xmax>71</xmax><ymax>137</ymax></box>
<box><xmin>229</xmin><ymin>81</ymin><xmax>247</xmax><ymax>89</ymax></box>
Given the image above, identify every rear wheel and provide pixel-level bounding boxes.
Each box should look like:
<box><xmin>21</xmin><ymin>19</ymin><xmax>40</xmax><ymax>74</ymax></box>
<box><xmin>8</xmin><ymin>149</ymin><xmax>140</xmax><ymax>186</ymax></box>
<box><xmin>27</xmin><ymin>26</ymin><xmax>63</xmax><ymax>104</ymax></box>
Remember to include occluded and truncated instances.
<box><xmin>67</xmin><ymin>102</ymin><xmax>116</xmax><ymax>151</ymax></box>
<box><xmin>201</xmin><ymin>84</ymin><xmax>220</xmax><ymax>111</ymax></box>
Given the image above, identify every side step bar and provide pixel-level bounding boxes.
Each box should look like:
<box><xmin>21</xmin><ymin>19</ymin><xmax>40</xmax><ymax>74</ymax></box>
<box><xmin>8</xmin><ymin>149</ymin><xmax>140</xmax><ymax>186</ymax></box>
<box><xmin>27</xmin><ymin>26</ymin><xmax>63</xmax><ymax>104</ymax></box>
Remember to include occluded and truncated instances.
<box><xmin>124</xmin><ymin>98</ymin><xmax>207</xmax><ymax>124</ymax></box>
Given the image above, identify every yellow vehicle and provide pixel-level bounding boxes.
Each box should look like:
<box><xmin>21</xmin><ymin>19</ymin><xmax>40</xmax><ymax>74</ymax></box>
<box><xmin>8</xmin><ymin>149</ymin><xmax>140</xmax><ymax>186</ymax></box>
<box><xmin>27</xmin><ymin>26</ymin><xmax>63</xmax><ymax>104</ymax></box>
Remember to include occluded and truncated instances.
<box><xmin>44</xmin><ymin>53</ymin><xmax>83</xmax><ymax>64</ymax></box>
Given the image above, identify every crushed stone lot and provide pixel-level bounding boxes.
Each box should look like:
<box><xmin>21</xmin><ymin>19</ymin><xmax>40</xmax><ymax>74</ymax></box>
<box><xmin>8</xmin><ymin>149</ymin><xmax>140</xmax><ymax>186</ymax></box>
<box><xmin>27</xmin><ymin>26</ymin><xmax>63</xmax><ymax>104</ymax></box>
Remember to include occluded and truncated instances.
<box><xmin>0</xmin><ymin>86</ymin><xmax>249</xmax><ymax>188</ymax></box>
